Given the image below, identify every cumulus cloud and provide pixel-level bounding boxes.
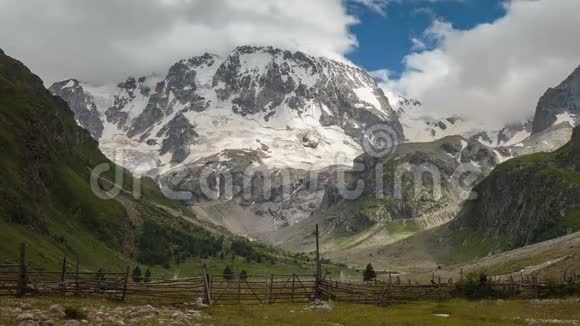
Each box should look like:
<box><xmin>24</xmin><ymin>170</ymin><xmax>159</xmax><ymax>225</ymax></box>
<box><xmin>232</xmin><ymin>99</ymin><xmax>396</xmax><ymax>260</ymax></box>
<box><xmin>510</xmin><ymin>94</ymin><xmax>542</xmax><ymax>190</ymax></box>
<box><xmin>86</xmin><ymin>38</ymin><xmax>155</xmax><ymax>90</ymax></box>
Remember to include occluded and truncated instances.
<box><xmin>0</xmin><ymin>0</ymin><xmax>359</xmax><ymax>84</ymax></box>
<box><xmin>378</xmin><ymin>0</ymin><xmax>580</xmax><ymax>128</ymax></box>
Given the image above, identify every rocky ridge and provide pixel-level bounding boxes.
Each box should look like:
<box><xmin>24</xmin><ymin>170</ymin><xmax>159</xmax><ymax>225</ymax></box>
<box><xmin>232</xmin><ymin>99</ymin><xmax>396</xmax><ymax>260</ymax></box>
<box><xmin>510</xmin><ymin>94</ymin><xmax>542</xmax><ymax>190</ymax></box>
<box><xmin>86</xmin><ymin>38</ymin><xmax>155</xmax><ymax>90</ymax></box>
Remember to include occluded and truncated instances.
<box><xmin>532</xmin><ymin>65</ymin><xmax>580</xmax><ymax>134</ymax></box>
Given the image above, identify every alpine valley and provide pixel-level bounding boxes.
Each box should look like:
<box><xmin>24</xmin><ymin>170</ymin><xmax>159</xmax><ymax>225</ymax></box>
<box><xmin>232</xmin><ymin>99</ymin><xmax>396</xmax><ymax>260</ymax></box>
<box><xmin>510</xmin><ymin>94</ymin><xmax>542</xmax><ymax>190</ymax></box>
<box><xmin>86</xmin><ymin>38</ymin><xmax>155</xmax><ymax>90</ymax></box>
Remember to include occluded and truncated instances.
<box><xmin>2</xmin><ymin>43</ymin><xmax>578</xmax><ymax>278</ymax></box>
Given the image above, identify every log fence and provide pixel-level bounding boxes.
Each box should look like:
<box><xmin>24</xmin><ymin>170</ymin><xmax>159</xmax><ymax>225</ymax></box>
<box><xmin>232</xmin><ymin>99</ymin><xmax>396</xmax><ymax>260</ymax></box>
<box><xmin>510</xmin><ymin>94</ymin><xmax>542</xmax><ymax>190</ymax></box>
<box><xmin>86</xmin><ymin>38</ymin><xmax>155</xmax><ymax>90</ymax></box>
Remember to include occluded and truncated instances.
<box><xmin>2</xmin><ymin>242</ymin><xmax>578</xmax><ymax>306</ymax></box>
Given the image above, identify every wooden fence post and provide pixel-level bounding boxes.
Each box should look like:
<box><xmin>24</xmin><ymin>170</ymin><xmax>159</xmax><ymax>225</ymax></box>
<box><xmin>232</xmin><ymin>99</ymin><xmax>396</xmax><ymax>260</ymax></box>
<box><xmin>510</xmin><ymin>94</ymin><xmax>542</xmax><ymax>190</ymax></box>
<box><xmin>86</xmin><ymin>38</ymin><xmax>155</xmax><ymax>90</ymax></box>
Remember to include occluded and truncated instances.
<box><xmin>291</xmin><ymin>274</ymin><xmax>295</xmax><ymax>303</ymax></box>
<box><xmin>60</xmin><ymin>256</ymin><xmax>67</xmax><ymax>296</ymax></box>
<box><xmin>438</xmin><ymin>276</ymin><xmax>442</xmax><ymax>301</ymax></box>
<box><xmin>268</xmin><ymin>274</ymin><xmax>274</xmax><ymax>304</ymax></box>
<box><xmin>121</xmin><ymin>266</ymin><xmax>130</xmax><ymax>302</ymax></box>
<box><xmin>510</xmin><ymin>276</ymin><xmax>515</xmax><ymax>297</ymax></box>
<box><xmin>388</xmin><ymin>273</ymin><xmax>393</xmax><ymax>304</ymax></box>
<box><xmin>75</xmin><ymin>255</ymin><xmax>80</xmax><ymax>296</ymax></box>
<box><xmin>16</xmin><ymin>243</ymin><xmax>26</xmax><ymax>297</ymax></box>
<box><xmin>264</xmin><ymin>275</ymin><xmax>269</xmax><ymax>304</ymax></box>
<box><xmin>202</xmin><ymin>265</ymin><xmax>212</xmax><ymax>305</ymax></box>
<box><xmin>563</xmin><ymin>270</ymin><xmax>567</xmax><ymax>283</ymax></box>
<box><xmin>237</xmin><ymin>276</ymin><xmax>241</xmax><ymax>305</ymax></box>
<box><xmin>315</xmin><ymin>224</ymin><xmax>321</xmax><ymax>300</ymax></box>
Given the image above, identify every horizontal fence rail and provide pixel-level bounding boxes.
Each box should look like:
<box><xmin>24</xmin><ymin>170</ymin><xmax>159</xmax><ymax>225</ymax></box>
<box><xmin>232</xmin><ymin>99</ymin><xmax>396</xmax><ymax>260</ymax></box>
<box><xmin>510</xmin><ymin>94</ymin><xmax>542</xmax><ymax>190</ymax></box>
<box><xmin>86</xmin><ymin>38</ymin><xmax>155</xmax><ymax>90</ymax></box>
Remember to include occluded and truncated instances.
<box><xmin>2</xmin><ymin>243</ymin><xmax>579</xmax><ymax>306</ymax></box>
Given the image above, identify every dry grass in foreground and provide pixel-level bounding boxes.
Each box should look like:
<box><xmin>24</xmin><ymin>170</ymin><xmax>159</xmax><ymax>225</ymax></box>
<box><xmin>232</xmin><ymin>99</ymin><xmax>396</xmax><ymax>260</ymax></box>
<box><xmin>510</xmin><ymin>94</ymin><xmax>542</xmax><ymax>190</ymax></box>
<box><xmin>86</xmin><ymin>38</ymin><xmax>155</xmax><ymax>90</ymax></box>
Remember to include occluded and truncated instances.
<box><xmin>0</xmin><ymin>296</ymin><xmax>579</xmax><ymax>325</ymax></box>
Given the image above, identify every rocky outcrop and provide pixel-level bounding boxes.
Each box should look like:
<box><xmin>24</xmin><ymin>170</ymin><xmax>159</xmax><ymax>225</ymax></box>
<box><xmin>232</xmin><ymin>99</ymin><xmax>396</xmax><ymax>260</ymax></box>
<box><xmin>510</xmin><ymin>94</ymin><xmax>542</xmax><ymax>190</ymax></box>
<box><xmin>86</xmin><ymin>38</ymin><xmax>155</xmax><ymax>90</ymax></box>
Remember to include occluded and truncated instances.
<box><xmin>532</xmin><ymin>66</ymin><xmax>580</xmax><ymax>134</ymax></box>
<box><xmin>452</xmin><ymin>126</ymin><xmax>580</xmax><ymax>250</ymax></box>
<box><xmin>160</xmin><ymin>148</ymin><xmax>341</xmax><ymax>230</ymax></box>
<box><xmin>49</xmin><ymin>79</ymin><xmax>104</xmax><ymax>139</ymax></box>
<box><xmin>157</xmin><ymin>113</ymin><xmax>199</xmax><ymax>163</ymax></box>
<box><xmin>318</xmin><ymin>136</ymin><xmax>499</xmax><ymax>233</ymax></box>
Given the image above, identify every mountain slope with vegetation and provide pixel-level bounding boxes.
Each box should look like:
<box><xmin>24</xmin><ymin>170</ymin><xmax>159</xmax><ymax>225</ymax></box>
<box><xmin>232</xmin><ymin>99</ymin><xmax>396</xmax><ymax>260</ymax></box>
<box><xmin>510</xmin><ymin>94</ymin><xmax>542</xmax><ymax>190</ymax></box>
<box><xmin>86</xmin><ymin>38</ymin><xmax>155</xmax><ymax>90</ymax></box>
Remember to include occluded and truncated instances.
<box><xmin>0</xmin><ymin>49</ymin><xmax>316</xmax><ymax>276</ymax></box>
<box><xmin>358</xmin><ymin>126</ymin><xmax>580</xmax><ymax>270</ymax></box>
<box><xmin>452</xmin><ymin>124</ymin><xmax>580</xmax><ymax>250</ymax></box>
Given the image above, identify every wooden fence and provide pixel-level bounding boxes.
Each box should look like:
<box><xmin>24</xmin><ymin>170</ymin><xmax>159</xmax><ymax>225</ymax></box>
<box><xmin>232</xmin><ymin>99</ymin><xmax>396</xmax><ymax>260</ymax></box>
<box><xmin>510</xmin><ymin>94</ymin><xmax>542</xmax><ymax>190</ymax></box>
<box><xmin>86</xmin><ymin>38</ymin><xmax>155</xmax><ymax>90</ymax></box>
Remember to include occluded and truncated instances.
<box><xmin>2</xmin><ymin>243</ymin><xmax>579</xmax><ymax>306</ymax></box>
<box><xmin>317</xmin><ymin>278</ymin><xmax>577</xmax><ymax>304</ymax></box>
<box><xmin>0</xmin><ymin>264</ymin><xmax>19</xmax><ymax>296</ymax></box>
<box><xmin>125</xmin><ymin>277</ymin><xmax>205</xmax><ymax>305</ymax></box>
<box><xmin>209</xmin><ymin>274</ymin><xmax>317</xmax><ymax>305</ymax></box>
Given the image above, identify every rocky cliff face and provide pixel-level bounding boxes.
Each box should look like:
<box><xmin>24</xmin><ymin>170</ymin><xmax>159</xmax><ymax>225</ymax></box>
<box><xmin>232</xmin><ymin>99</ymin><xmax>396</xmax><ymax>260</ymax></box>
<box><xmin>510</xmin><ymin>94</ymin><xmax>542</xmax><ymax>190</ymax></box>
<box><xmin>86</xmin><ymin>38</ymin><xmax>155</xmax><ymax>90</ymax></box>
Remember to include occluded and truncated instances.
<box><xmin>49</xmin><ymin>79</ymin><xmax>104</xmax><ymax>139</ymax></box>
<box><xmin>452</xmin><ymin>126</ymin><xmax>580</xmax><ymax>250</ymax></box>
<box><xmin>532</xmin><ymin>66</ymin><xmax>580</xmax><ymax>134</ymax></box>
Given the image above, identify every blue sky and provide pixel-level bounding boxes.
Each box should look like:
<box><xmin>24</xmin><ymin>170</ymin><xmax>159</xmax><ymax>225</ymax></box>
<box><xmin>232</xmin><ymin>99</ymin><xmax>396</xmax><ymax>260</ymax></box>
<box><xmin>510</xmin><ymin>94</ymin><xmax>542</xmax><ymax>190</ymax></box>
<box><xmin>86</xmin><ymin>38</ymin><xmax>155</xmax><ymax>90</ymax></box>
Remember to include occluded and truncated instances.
<box><xmin>347</xmin><ymin>0</ymin><xmax>507</xmax><ymax>77</ymax></box>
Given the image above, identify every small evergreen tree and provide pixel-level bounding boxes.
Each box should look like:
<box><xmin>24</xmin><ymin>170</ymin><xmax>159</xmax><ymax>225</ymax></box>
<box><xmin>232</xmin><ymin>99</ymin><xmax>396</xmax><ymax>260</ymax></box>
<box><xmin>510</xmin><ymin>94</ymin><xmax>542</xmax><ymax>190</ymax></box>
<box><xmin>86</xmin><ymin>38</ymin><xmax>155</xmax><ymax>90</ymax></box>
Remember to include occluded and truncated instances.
<box><xmin>223</xmin><ymin>266</ymin><xmax>234</xmax><ymax>281</ymax></box>
<box><xmin>363</xmin><ymin>263</ymin><xmax>376</xmax><ymax>282</ymax></box>
<box><xmin>144</xmin><ymin>268</ymin><xmax>152</xmax><ymax>283</ymax></box>
<box><xmin>132</xmin><ymin>266</ymin><xmax>143</xmax><ymax>283</ymax></box>
<box><xmin>239</xmin><ymin>270</ymin><xmax>248</xmax><ymax>280</ymax></box>
<box><xmin>95</xmin><ymin>268</ymin><xmax>105</xmax><ymax>281</ymax></box>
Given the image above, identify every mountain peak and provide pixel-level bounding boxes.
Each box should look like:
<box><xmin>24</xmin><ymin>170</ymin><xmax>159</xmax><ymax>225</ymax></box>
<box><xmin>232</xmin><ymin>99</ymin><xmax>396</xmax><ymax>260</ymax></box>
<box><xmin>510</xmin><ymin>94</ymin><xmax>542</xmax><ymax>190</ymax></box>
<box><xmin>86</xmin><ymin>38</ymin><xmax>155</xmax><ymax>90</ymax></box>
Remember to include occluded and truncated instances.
<box><xmin>232</xmin><ymin>45</ymin><xmax>297</xmax><ymax>57</ymax></box>
<box><xmin>51</xmin><ymin>46</ymin><xmax>402</xmax><ymax>170</ymax></box>
<box><xmin>532</xmin><ymin>65</ymin><xmax>580</xmax><ymax>134</ymax></box>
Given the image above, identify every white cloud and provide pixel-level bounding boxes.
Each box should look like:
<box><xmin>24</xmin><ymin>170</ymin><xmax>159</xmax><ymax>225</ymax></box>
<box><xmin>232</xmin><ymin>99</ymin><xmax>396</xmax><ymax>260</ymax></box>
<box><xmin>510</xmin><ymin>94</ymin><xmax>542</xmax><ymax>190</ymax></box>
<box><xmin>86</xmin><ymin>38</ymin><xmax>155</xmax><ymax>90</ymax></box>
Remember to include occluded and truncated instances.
<box><xmin>378</xmin><ymin>0</ymin><xmax>580</xmax><ymax>128</ymax></box>
<box><xmin>0</xmin><ymin>0</ymin><xmax>358</xmax><ymax>84</ymax></box>
<box><xmin>410</xmin><ymin>37</ymin><xmax>426</xmax><ymax>51</ymax></box>
<box><xmin>350</xmin><ymin>0</ymin><xmax>390</xmax><ymax>15</ymax></box>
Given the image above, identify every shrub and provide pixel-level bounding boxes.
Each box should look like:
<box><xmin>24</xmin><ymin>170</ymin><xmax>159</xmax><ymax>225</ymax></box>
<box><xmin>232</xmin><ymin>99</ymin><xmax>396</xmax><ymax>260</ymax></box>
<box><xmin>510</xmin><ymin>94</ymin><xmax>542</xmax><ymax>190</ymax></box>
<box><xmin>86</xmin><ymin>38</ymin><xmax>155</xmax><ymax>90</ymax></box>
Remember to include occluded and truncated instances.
<box><xmin>64</xmin><ymin>306</ymin><xmax>87</xmax><ymax>320</ymax></box>
<box><xmin>144</xmin><ymin>268</ymin><xmax>152</xmax><ymax>283</ymax></box>
<box><xmin>454</xmin><ymin>271</ymin><xmax>511</xmax><ymax>299</ymax></box>
<box><xmin>223</xmin><ymin>266</ymin><xmax>234</xmax><ymax>281</ymax></box>
<box><xmin>132</xmin><ymin>266</ymin><xmax>143</xmax><ymax>283</ymax></box>
<box><xmin>544</xmin><ymin>279</ymin><xmax>580</xmax><ymax>297</ymax></box>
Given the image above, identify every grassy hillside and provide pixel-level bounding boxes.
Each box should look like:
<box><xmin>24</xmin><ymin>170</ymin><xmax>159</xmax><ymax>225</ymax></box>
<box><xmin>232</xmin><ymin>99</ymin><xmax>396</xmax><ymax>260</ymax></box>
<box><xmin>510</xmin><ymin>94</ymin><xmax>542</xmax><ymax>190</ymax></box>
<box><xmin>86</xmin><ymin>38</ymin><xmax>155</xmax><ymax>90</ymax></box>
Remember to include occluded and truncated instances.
<box><xmin>263</xmin><ymin>136</ymin><xmax>484</xmax><ymax>267</ymax></box>
<box><xmin>0</xmin><ymin>49</ymin><xmax>329</xmax><ymax>278</ymax></box>
<box><xmin>452</xmin><ymin>125</ymin><xmax>580</xmax><ymax>250</ymax></box>
<box><xmin>350</xmin><ymin>127</ymin><xmax>580</xmax><ymax>272</ymax></box>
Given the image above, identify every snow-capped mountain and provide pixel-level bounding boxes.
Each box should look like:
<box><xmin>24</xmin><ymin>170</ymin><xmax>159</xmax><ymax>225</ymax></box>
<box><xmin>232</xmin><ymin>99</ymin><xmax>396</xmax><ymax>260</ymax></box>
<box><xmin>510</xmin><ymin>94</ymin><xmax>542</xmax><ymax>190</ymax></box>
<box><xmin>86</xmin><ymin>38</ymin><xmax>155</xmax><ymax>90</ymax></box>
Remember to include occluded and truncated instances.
<box><xmin>389</xmin><ymin>93</ymin><xmax>533</xmax><ymax>147</ymax></box>
<box><xmin>50</xmin><ymin>46</ymin><xmax>404</xmax><ymax>232</ymax></box>
<box><xmin>51</xmin><ymin>46</ymin><xmax>402</xmax><ymax>174</ymax></box>
<box><xmin>49</xmin><ymin>45</ymin><xmax>577</xmax><ymax>236</ymax></box>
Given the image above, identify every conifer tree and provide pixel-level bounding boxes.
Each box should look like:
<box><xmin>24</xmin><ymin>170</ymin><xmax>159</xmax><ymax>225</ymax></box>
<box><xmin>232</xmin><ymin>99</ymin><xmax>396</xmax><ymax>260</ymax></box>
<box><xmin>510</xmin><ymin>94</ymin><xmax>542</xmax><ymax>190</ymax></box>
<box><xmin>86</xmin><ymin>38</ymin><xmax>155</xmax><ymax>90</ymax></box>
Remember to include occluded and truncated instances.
<box><xmin>132</xmin><ymin>266</ymin><xmax>143</xmax><ymax>283</ymax></box>
<box><xmin>363</xmin><ymin>263</ymin><xmax>376</xmax><ymax>282</ymax></box>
